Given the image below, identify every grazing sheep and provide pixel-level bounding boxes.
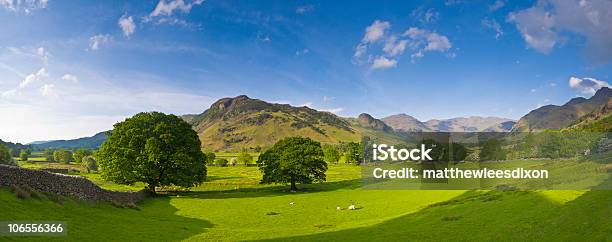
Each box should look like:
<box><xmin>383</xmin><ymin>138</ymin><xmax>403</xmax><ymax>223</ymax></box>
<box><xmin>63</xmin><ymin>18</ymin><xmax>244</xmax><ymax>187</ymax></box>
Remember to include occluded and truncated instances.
<box><xmin>336</xmin><ymin>206</ymin><xmax>341</xmax><ymax>211</ymax></box>
<box><xmin>348</xmin><ymin>204</ymin><xmax>356</xmax><ymax>210</ymax></box>
<box><xmin>289</xmin><ymin>201</ymin><xmax>295</xmax><ymax>205</ymax></box>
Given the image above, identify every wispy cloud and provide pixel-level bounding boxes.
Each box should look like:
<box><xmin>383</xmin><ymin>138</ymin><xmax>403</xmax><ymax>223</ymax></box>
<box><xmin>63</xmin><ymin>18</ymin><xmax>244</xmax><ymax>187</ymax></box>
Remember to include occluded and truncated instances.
<box><xmin>88</xmin><ymin>34</ymin><xmax>113</xmax><ymax>51</ymax></box>
<box><xmin>508</xmin><ymin>0</ymin><xmax>612</xmax><ymax>63</ymax></box>
<box><xmin>354</xmin><ymin>20</ymin><xmax>453</xmax><ymax>70</ymax></box>
<box><xmin>0</xmin><ymin>0</ymin><xmax>48</xmax><ymax>14</ymax></box>
<box><xmin>118</xmin><ymin>15</ymin><xmax>136</xmax><ymax>38</ymax></box>
<box><xmin>295</xmin><ymin>5</ymin><xmax>314</xmax><ymax>14</ymax></box>
<box><xmin>142</xmin><ymin>0</ymin><xmax>204</xmax><ymax>27</ymax></box>
<box><xmin>482</xmin><ymin>18</ymin><xmax>503</xmax><ymax>39</ymax></box>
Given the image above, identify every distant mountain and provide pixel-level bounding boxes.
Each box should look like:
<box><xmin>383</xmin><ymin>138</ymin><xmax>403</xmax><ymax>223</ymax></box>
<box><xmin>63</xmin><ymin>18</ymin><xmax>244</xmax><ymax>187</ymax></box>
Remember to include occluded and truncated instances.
<box><xmin>512</xmin><ymin>87</ymin><xmax>612</xmax><ymax>131</ymax></box>
<box><xmin>183</xmin><ymin>95</ymin><xmax>403</xmax><ymax>151</ymax></box>
<box><xmin>357</xmin><ymin>113</ymin><xmax>394</xmax><ymax>132</ymax></box>
<box><xmin>381</xmin><ymin>114</ymin><xmax>431</xmax><ymax>132</ymax></box>
<box><xmin>424</xmin><ymin>117</ymin><xmax>515</xmax><ymax>132</ymax></box>
<box><xmin>31</xmin><ymin>131</ymin><xmax>109</xmax><ymax>150</ymax></box>
<box><xmin>484</xmin><ymin>121</ymin><xmax>517</xmax><ymax>132</ymax></box>
<box><xmin>381</xmin><ymin>114</ymin><xmax>514</xmax><ymax>132</ymax></box>
<box><xmin>0</xmin><ymin>139</ymin><xmax>29</xmax><ymax>151</ymax></box>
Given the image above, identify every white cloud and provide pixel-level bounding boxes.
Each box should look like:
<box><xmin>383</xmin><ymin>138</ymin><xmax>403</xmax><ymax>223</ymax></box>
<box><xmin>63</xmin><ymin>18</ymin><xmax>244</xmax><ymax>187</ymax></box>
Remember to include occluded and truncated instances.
<box><xmin>383</xmin><ymin>36</ymin><xmax>408</xmax><ymax>57</ymax></box>
<box><xmin>508</xmin><ymin>0</ymin><xmax>612</xmax><ymax>62</ymax></box>
<box><xmin>354</xmin><ymin>21</ymin><xmax>452</xmax><ymax>69</ymax></box>
<box><xmin>0</xmin><ymin>0</ymin><xmax>48</xmax><ymax>13</ymax></box>
<box><xmin>61</xmin><ymin>74</ymin><xmax>79</xmax><ymax>83</ymax></box>
<box><xmin>362</xmin><ymin>20</ymin><xmax>391</xmax><ymax>43</ymax></box>
<box><xmin>296</xmin><ymin>5</ymin><xmax>314</xmax><ymax>14</ymax></box>
<box><xmin>371</xmin><ymin>56</ymin><xmax>397</xmax><ymax>69</ymax></box>
<box><xmin>36</xmin><ymin>47</ymin><xmax>50</xmax><ymax>64</ymax></box>
<box><xmin>118</xmin><ymin>15</ymin><xmax>136</xmax><ymax>38</ymax></box>
<box><xmin>299</xmin><ymin>102</ymin><xmax>313</xmax><ymax>107</ymax></box>
<box><xmin>146</xmin><ymin>0</ymin><xmax>203</xmax><ymax>19</ymax></box>
<box><xmin>142</xmin><ymin>0</ymin><xmax>203</xmax><ymax>28</ymax></box>
<box><xmin>354</xmin><ymin>20</ymin><xmax>391</xmax><ymax>59</ymax></box>
<box><xmin>19</xmin><ymin>68</ymin><xmax>47</xmax><ymax>88</ymax></box>
<box><xmin>1</xmin><ymin>67</ymin><xmax>48</xmax><ymax>98</ymax></box>
<box><xmin>569</xmin><ymin>76</ymin><xmax>609</xmax><ymax>95</ymax></box>
<box><xmin>39</xmin><ymin>84</ymin><xmax>55</xmax><ymax>97</ymax></box>
<box><xmin>489</xmin><ymin>0</ymin><xmax>505</xmax><ymax>11</ymax></box>
<box><xmin>482</xmin><ymin>18</ymin><xmax>504</xmax><ymax>39</ymax></box>
<box><xmin>507</xmin><ymin>4</ymin><xmax>557</xmax><ymax>53</ymax></box>
<box><xmin>88</xmin><ymin>34</ymin><xmax>113</xmax><ymax>50</ymax></box>
<box><xmin>411</xmin><ymin>8</ymin><xmax>439</xmax><ymax>23</ymax></box>
<box><xmin>5</xmin><ymin>46</ymin><xmax>50</xmax><ymax>65</ymax></box>
<box><xmin>403</xmin><ymin>27</ymin><xmax>452</xmax><ymax>57</ymax></box>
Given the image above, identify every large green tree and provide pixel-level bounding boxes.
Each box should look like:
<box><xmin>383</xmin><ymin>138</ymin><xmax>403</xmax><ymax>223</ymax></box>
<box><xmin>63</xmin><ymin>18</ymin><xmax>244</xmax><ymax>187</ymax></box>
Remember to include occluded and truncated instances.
<box><xmin>322</xmin><ymin>144</ymin><xmax>340</xmax><ymax>164</ymax></box>
<box><xmin>257</xmin><ymin>137</ymin><xmax>327</xmax><ymax>191</ymax></box>
<box><xmin>19</xmin><ymin>149</ymin><xmax>29</xmax><ymax>161</ymax></box>
<box><xmin>73</xmin><ymin>149</ymin><xmax>92</xmax><ymax>164</ymax></box>
<box><xmin>53</xmin><ymin>149</ymin><xmax>73</xmax><ymax>163</ymax></box>
<box><xmin>97</xmin><ymin>112</ymin><xmax>206</xmax><ymax>194</ymax></box>
<box><xmin>0</xmin><ymin>144</ymin><xmax>14</xmax><ymax>165</ymax></box>
<box><xmin>236</xmin><ymin>150</ymin><xmax>253</xmax><ymax>165</ymax></box>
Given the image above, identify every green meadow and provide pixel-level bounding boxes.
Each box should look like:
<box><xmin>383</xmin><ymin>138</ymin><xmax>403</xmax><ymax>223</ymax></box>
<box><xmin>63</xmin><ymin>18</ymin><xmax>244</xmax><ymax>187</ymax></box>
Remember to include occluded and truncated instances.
<box><xmin>2</xmin><ymin>161</ymin><xmax>611</xmax><ymax>241</ymax></box>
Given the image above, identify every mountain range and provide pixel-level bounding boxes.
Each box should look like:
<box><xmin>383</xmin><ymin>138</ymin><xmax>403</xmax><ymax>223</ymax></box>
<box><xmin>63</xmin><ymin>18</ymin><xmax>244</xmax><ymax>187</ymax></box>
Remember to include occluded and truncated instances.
<box><xmin>23</xmin><ymin>87</ymin><xmax>612</xmax><ymax>151</ymax></box>
<box><xmin>29</xmin><ymin>131</ymin><xmax>109</xmax><ymax>150</ymax></box>
<box><xmin>381</xmin><ymin>114</ymin><xmax>515</xmax><ymax>132</ymax></box>
<box><xmin>512</xmin><ymin>87</ymin><xmax>611</xmax><ymax>131</ymax></box>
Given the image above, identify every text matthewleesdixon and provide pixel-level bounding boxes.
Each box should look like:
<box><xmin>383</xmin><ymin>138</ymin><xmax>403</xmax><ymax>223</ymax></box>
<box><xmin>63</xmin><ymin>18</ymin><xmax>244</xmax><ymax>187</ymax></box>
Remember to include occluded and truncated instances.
<box><xmin>370</xmin><ymin>144</ymin><xmax>549</xmax><ymax>179</ymax></box>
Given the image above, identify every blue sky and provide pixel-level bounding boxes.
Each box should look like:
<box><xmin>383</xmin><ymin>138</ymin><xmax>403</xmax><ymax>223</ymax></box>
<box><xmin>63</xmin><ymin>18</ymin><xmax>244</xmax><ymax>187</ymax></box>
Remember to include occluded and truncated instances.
<box><xmin>0</xmin><ymin>0</ymin><xmax>611</xmax><ymax>142</ymax></box>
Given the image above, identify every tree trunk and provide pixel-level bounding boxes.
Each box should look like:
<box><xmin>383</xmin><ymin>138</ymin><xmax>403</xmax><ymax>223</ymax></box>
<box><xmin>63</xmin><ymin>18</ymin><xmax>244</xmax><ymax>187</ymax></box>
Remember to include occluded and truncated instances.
<box><xmin>290</xmin><ymin>179</ymin><xmax>297</xmax><ymax>192</ymax></box>
<box><xmin>147</xmin><ymin>184</ymin><xmax>157</xmax><ymax>195</ymax></box>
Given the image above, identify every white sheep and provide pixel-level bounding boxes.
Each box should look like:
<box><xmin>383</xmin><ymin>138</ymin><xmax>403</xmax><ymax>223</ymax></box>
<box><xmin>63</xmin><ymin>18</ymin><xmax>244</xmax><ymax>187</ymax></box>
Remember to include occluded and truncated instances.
<box><xmin>348</xmin><ymin>204</ymin><xmax>356</xmax><ymax>210</ymax></box>
<box><xmin>289</xmin><ymin>201</ymin><xmax>295</xmax><ymax>205</ymax></box>
<box><xmin>336</xmin><ymin>206</ymin><xmax>341</xmax><ymax>211</ymax></box>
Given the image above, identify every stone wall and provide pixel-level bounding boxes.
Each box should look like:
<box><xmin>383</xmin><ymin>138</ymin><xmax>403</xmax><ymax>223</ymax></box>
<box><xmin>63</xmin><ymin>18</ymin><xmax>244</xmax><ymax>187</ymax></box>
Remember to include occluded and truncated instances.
<box><xmin>0</xmin><ymin>164</ymin><xmax>146</xmax><ymax>204</ymax></box>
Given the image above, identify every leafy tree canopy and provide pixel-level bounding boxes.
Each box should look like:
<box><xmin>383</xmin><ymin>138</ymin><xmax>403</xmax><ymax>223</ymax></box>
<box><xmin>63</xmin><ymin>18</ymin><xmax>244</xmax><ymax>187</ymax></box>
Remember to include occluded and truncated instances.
<box><xmin>257</xmin><ymin>136</ymin><xmax>327</xmax><ymax>191</ymax></box>
<box><xmin>97</xmin><ymin>112</ymin><xmax>206</xmax><ymax>193</ymax></box>
<box><xmin>53</xmin><ymin>149</ymin><xmax>73</xmax><ymax>163</ymax></box>
<box><xmin>0</xmin><ymin>144</ymin><xmax>14</xmax><ymax>165</ymax></box>
<box><xmin>73</xmin><ymin>149</ymin><xmax>92</xmax><ymax>164</ymax></box>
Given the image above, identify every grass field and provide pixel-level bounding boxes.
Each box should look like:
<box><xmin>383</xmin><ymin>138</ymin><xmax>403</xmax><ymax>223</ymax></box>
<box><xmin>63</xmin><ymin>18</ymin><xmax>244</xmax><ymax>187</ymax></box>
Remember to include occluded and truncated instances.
<box><xmin>1</xmin><ymin>163</ymin><xmax>611</xmax><ymax>241</ymax></box>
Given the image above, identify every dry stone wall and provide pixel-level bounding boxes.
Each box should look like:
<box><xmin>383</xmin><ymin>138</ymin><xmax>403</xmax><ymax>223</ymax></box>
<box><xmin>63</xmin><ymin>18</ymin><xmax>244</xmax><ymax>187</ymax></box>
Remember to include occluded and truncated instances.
<box><xmin>0</xmin><ymin>164</ymin><xmax>146</xmax><ymax>204</ymax></box>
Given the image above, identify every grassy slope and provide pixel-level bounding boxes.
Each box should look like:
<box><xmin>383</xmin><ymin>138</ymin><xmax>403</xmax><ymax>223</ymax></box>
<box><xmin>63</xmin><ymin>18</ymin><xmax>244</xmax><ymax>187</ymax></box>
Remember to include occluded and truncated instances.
<box><xmin>198</xmin><ymin>111</ymin><xmax>363</xmax><ymax>151</ymax></box>
<box><xmin>1</xmin><ymin>164</ymin><xmax>611</xmax><ymax>241</ymax></box>
<box><xmin>197</xmin><ymin>111</ymin><xmax>405</xmax><ymax>152</ymax></box>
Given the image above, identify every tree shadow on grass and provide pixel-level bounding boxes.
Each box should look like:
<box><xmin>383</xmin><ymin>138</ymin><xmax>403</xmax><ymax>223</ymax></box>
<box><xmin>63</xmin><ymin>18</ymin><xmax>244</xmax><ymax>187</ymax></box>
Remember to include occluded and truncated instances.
<box><xmin>205</xmin><ymin>175</ymin><xmax>244</xmax><ymax>182</ymax></box>
<box><xmin>0</xmin><ymin>189</ymin><xmax>214</xmax><ymax>241</ymax></box>
<box><xmin>175</xmin><ymin>177</ymin><xmax>376</xmax><ymax>200</ymax></box>
<box><xmin>257</xmin><ymin>180</ymin><xmax>612</xmax><ymax>241</ymax></box>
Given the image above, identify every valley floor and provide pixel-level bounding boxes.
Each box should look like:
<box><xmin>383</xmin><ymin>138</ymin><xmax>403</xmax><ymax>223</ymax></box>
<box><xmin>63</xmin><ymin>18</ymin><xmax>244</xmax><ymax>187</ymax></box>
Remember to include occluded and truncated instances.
<box><xmin>1</xmin><ymin>165</ymin><xmax>611</xmax><ymax>241</ymax></box>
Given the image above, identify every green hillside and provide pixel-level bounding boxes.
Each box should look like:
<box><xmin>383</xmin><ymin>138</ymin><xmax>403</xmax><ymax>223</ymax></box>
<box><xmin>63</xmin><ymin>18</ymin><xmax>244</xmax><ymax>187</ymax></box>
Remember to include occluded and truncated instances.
<box><xmin>567</xmin><ymin>98</ymin><xmax>612</xmax><ymax>132</ymax></box>
<box><xmin>512</xmin><ymin>87</ymin><xmax>611</xmax><ymax>131</ymax></box>
<box><xmin>184</xmin><ymin>95</ymin><xmax>404</xmax><ymax>151</ymax></box>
